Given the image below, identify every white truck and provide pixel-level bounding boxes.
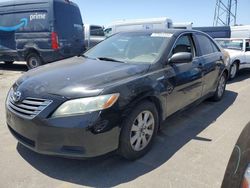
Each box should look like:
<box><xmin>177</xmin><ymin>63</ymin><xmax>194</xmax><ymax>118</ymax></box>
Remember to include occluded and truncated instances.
<box><xmin>172</xmin><ymin>22</ymin><xmax>193</xmax><ymax>29</ymax></box>
<box><xmin>84</xmin><ymin>24</ymin><xmax>105</xmax><ymax>49</ymax></box>
<box><xmin>231</xmin><ymin>25</ymin><xmax>250</xmax><ymax>38</ymax></box>
<box><xmin>215</xmin><ymin>38</ymin><xmax>250</xmax><ymax>79</ymax></box>
<box><xmin>104</xmin><ymin>17</ymin><xmax>173</xmax><ymax>36</ymax></box>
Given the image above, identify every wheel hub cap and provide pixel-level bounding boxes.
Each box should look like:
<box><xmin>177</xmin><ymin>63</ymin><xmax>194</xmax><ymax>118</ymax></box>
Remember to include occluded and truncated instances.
<box><xmin>130</xmin><ymin>111</ymin><xmax>155</xmax><ymax>151</ymax></box>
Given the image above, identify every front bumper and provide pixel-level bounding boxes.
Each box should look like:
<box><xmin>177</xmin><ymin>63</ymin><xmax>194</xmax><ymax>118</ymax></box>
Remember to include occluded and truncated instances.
<box><xmin>6</xmin><ymin>107</ymin><xmax>121</xmax><ymax>158</ymax></box>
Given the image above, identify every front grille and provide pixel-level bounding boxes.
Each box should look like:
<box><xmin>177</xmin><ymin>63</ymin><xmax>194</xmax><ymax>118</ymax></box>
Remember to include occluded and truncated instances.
<box><xmin>8</xmin><ymin>95</ymin><xmax>52</xmax><ymax>119</ymax></box>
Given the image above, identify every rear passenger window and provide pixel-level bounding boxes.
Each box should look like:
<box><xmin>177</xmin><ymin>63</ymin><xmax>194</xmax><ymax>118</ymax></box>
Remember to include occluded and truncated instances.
<box><xmin>196</xmin><ymin>34</ymin><xmax>220</xmax><ymax>55</ymax></box>
<box><xmin>172</xmin><ymin>35</ymin><xmax>196</xmax><ymax>57</ymax></box>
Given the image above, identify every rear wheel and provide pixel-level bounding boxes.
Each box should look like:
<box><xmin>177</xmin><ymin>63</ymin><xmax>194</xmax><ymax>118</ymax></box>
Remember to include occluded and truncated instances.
<box><xmin>211</xmin><ymin>72</ymin><xmax>227</xmax><ymax>101</ymax></box>
<box><xmin>4</xmin><ymin>61</ymin><xmax>14</xmax><ymax>65</ymax></box>
<box><xmin>229</xmin><ymin>62</ymin><xmax>239</xmax><ymax>80</ymax></box>
<box><xmin>119</xmin><ymin>101</ymin><xmax>159</xmax><ymax>160</ymax></box>
<box><xmin>26</xmin><ymin>53</ymin><xmax>43</xmax><ymax>69</ymax></box>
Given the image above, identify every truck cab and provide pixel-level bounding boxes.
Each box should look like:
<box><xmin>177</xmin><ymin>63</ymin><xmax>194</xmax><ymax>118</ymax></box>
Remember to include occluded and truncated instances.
<box><xmin>84</xmin><ymin>24</ymin><xmax>105</xmax><ymax>50</ymax></box>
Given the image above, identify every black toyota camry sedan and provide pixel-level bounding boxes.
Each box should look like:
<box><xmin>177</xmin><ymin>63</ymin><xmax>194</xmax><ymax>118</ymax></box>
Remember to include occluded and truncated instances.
<box><xmin>6</xmin><ymin>30</ymin><xmax>229</xmax><ymax>160</ymax></box>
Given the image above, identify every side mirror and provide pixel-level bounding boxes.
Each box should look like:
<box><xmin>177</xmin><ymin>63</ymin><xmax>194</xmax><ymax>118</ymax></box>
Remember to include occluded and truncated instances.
<box><xmin>168</xmin><ymin>52</ymin><xmax>193</xmax><ymax>64</ymax></box>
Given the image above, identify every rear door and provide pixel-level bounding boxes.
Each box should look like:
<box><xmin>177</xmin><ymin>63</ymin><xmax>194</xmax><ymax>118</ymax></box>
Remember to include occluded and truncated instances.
<box><xmin>54</xmin><ymin>2</ymin><xmax>84</xmax><ymax>57</ymax></box>
<box><xmin>194</xmin><ymin>33</ymin><xmax>223</xmax><ymax>96</ymax></box>
<box><xmin>166</xmin><ymin>33</ymin><xmax>203</xmax><ymax>116</ymax></box>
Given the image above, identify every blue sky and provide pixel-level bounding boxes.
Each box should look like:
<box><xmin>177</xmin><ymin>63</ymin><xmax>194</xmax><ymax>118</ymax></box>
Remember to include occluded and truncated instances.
<box><xmin>74</xmin><ymin>0</ymin><xmax>250</xmax><ymax>27</ymax></box>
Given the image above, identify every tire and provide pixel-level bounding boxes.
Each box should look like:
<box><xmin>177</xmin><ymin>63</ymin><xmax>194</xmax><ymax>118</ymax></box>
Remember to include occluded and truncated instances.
<box><xmin>4</xmin><ymin>61</ymin><xmax>14</xmax><ymax>64</ymax></box>
<box><xmin>26</xmin><ymin>53</ymin><xmax>43</xmax><ymax>69</ymax></box>
<box><xmin>119</xmin><ymin>101</ymin><xmax>159</xmax><ymax>160</ymax></box>
<box><xmin>211</xmin><ymin>72</ymin><xmax>227</xmax><ymax>101</ymax></box>
<box><xmin>229</xmin><ymin>62</ymin><xmax>239</xmax><ymax>80</ymax></box>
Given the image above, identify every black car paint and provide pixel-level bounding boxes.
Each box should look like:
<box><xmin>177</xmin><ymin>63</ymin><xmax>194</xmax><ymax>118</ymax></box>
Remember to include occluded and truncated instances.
<box><xmin>221</xmin><ymin>122</ymin><xmax>250</xmax><ymax>188</ymax></box>
<box><xmin>6</xmin><ymin>30</ymin><xmax>228</xmax><ymax>158</ymax></box>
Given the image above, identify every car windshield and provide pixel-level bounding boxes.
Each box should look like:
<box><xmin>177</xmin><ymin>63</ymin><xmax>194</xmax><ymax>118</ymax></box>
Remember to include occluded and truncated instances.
<box><xmin>216</xmin><ymin>39</ymin><xmax>243</xmax><ymax>50</ymax></box>
<box><xmin>84</xmin><ymin>32</ymin><xmax>171</xmax><ymax>64</ymax></box>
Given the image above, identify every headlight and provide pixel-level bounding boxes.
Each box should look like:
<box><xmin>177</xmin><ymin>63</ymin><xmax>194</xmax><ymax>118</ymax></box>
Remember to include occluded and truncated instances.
<box><xmin>52</xmin><ymin>93</ymin><xmax>120</xmax><ymax>117</ymax></box>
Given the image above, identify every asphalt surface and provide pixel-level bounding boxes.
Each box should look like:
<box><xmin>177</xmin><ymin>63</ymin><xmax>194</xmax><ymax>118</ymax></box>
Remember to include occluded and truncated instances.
<box><xmin>0</xmin><ymin>62</ymin><xmax>250</xmax><ymax>188</ymax></box>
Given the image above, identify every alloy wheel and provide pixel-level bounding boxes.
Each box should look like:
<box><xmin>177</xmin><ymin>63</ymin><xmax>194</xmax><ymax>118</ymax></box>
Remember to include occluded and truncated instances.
<box><xmin>230</xmin><ymin>63</ymin><xmax>237</xmax><ymax>79</ymax></box>
<box><xmin>218</xmin><ymin>75</ymin><xmax>226</xmax><ymax>97</ymax></box>
<box><xmin>130</xmin><ymin>111</ymin><xmax>155</xmax><ymax>151</ymax></box>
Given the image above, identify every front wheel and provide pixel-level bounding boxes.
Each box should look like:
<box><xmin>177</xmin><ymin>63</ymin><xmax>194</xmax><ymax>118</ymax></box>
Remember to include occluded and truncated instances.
<box><xmin>229</xmin><ymin>62</ymin><xmax>238</xmax><ymax>80</ymax></box>
<box><xmin>26</xmin><ymin>53</ymin><xmax>43</xmax><ymax>69</ymax></box>
<box><xmin>119</xmin><ymin>101</ymin><xmax>159</xmax><ymax>160</ymax></box>
<box><xmin>211</xmin><ymin>72</ymin><xmax>227</xmax><ymax>101</ymax></box>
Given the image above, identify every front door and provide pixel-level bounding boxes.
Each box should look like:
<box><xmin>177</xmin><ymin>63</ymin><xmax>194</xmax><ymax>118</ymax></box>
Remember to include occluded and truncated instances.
<box><xmin>166</xmin><ymin>34</ymin><xmax>203</xmax><ymax>116</ymax></box>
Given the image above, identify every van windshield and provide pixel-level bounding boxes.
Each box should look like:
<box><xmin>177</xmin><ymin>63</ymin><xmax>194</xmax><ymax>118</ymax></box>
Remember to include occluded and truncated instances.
<box><xmin>84</xmin><ymin>32</ymin><xmax>170</xmax><ymax>64</ymax></box>
<box><xmin>216</xmin><ymin>39</ymin><xmax>244</xmax><ymax>51</ymax></box>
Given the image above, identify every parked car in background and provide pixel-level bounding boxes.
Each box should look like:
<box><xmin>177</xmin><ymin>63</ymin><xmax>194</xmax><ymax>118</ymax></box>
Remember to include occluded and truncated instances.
<box><xmin>0</xmin><ymin>0</ymin><xmax>84</xmax><ymax>69</ymax></box>
<box><xmin>84</xmin><ymin>24</ymin><xmax>105</xmax><ymax>50</ymax></box>
<box><xmin>215</xmin><ymin>38</ymin><xmax>250</xmax><ymax>79</ymax></box>
<box><xmin>6</xmin><ymin>30</ymin><xmax>228</xmax><ymax>160</ymax></box>
<box><xmin>104</xmin><ymin>17</ymin><xmax>173</xmax><ymax>37</ymax></box>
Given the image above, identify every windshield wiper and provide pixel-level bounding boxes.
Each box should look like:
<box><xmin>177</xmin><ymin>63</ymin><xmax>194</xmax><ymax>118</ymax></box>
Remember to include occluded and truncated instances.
<box><xmin>97</xmin><ymin>57</ymin><xmax>125</xmax><ymax>63</ymax></box>
<box><xmin>80</xmin><ymin>54</ymin><xmax>97</xmax><ymax>60</ymax></box>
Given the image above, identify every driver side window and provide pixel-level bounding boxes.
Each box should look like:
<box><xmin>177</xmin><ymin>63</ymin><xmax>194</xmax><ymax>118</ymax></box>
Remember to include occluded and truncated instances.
<box><xmin>172</xmin><ymin>35</ymin><xmax>196</xmax><ymax>57</ymax></box>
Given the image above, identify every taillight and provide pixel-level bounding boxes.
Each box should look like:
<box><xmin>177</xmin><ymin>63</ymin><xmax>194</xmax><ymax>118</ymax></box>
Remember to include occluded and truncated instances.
<box><xmin>51</xmin><ymin>32</ymin><xmax>59</xmax><ymax>50</ymax></box>
<box><xmin>242</xmin><ymin>178</ymin><xmax>249</xmax><ymax>188</ymax></box>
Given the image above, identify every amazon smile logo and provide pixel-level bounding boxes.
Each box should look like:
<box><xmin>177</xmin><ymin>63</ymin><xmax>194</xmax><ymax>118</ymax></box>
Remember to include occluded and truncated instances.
<box><xmin>0</xmin><ymin>18</ymin><xmax>28</xmax><ymax>32</ymax></box>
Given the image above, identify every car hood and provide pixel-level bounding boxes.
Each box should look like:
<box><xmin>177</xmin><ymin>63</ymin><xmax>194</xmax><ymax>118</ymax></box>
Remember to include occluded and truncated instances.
<box><xmin>225</xmin><ymin>49</ymin><xmax>243</xmax><ymax>57</ymax></box>
<box><xmin>15</xmin><ymin>56</ymin><xmax>149</xmax><ymax>99</ymax></box>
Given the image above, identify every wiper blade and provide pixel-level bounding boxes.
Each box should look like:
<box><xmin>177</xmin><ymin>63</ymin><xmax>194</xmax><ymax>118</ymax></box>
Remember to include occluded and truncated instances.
<box><xmin>80</xmin><ymin>54</ymin><xmax>97</xmax><ymax>60</ymax></box>
<box><xmin>97</xmin><ymin>57</ymin><xmax>125</xmax><ymax>63</ymax></box>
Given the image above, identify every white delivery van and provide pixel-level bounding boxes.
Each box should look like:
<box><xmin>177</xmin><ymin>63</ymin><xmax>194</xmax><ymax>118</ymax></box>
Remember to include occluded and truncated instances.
<box><xmin>104</xmin><ymin>17</ymin><xmax>173</xmax><ymax>36</ymax></box>
<box><xmin>231</xmin><ymin>25</ymin><xmax>250</xmax><ymax>38</ymax></box>
<box><xmin>172</xmin><ymin>22</ymin><xmax>193</xmax><ymax>29</ymax></box>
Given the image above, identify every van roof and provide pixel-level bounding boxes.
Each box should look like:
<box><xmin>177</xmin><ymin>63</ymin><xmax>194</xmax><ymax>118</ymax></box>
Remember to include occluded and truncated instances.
<box><xmin>0</xmin><ymin>0</ymin><xmax>77</xmax><ymax>8</ymax></box>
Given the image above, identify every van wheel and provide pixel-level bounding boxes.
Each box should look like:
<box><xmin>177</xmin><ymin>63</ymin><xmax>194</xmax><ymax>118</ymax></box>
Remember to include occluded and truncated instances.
<box><xmin>119</xmin><ymin>101</ymin><xmax>159</xmax><ymax>160</ymax></box>
<box><xmin>229</xmin><ymin>62</ymin><xmax>239</xmax><ymax>80</ymax></box>
<box><xmin>26</xmin><ymin>53</ymin><xmax>43</xmax><ymax>69</ymax></box>
<box><xmin>211</xmin><ymin>72</ymin><xmax>227</xmax><ymax>101</ymax></box>
<box><xmin>4</xmin><ymin>61</ymin><xmax>14</xmax><ymax>64</ymax></box>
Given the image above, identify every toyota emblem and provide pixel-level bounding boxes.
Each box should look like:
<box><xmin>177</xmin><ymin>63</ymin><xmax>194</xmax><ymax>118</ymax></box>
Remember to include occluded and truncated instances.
<box><xmin>12</xmin><ymin>91</ymin><xmax>22</xmax><ymax>103</ymax></box>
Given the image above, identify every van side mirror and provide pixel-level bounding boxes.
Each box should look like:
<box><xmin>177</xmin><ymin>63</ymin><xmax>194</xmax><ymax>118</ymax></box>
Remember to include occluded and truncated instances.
<box><xmin>168</xmin><ymin>52</ymin><xmax>193</xmax><ymax>64</ymax></box>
